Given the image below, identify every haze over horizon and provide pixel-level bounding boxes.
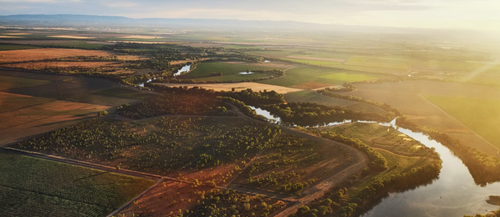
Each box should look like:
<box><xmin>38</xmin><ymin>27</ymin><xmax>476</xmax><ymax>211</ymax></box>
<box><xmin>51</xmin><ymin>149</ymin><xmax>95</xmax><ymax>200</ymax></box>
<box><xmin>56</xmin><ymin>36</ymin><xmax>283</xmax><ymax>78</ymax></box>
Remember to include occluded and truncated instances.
<box><xmin>1</xmin><ymin>0</ymin><xmax>499</xmax><ymax>33</ymax></box>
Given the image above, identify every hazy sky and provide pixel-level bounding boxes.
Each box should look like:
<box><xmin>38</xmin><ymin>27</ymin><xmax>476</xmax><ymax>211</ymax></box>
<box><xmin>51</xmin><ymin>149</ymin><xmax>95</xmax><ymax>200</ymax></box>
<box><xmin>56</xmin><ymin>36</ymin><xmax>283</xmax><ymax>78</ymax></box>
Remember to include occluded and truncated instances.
<box><xmin>1</xmin><ymin>0</ymin><xmax>499</xmax><ymax>32</ymax></box>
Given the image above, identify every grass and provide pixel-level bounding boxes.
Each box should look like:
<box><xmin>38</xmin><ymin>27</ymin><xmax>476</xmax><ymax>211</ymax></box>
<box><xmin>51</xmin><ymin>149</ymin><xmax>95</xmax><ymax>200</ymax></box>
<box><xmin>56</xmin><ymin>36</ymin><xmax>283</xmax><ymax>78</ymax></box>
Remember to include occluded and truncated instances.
<box><xmin>425</xmin><ymin>95</ymin><xmax>500</xmax><ymax>148</ymax></box>
<box><xmin>319</xmin><ymin>72</ymin><xmax>380</xmax><ymax>82</ymax></box>
<box><xmin>179</xmin><ymin>62</ymin><xmax>274</xmax><ymax>82</ymax></box>
<box><xmin>259</xmin><ymin>65</ymin><xmax>382</xmax><ymax>87</ymax></box>
<box><xmin>0</xmin><ymin>44</ymin><xmax>38</xmax><ymax>51</ymax></box>
<box><xmin>94</xmin><ymin>87</ymin><xmax>155</xmax><ymax>100</ymax></box>
<box><xmin>349</xmin><ymin>149</ymin><xmax>436</xmax><ymax>200</ymax></box>
<box><xmin>282</xmin><ymin>58</ymin><xmax>342</xmax><ymax>67</ymax></box>
<box><xmin>0</xmin><ymin>150</ymin><xmax>154</xmax><ymax>217</ymax></box>
<box><xmin>320</xmin><ymin>123</ymin><xmax>430</xmax><ymax>156</ymax></box>
<box><xmin>285</xmin><ymin>90</ymin><xmax>358</xmax><ymax>107</ymax></box>
<box><xmin>0</xmin><ymin>75</ymin><xmax>50</xmax><ymax>90</ymax></box>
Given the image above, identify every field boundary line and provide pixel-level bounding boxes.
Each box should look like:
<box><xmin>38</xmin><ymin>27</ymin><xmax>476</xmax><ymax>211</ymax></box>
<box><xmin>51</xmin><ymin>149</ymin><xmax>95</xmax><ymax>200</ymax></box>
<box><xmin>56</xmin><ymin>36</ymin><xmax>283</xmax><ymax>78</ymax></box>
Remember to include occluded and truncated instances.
<box><xmin>1</xmin><ymin>147</ymin><xmax>163</xmax><ymax>180</ymax></box>
<box><xmin>106</xmin><ymin>178</ymin><xmax>165</xmax><ymax>217</ymax></box>
<box><xmin>418</xmin><ymin>94</ymin><xmax>500</xmax><ymax>156</ymax></box>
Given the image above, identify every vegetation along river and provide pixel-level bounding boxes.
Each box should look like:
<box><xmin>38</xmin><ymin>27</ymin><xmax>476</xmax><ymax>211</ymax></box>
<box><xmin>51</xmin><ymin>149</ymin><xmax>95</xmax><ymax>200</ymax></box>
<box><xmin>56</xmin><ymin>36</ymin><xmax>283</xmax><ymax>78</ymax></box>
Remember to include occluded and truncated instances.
<box><xmin>249</xmin><ymin>106</ymin><xmax>500</xmax><ymax>217</ymax></box>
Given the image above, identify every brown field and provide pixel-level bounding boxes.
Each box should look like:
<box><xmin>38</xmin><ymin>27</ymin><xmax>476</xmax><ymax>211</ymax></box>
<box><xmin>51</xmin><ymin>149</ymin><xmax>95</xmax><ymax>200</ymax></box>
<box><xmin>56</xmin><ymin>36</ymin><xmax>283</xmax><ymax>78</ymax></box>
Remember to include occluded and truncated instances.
<box><xmin>0</xmin><ymin>99</ymin><xmax>110</xmax><ymax>145</ymax></box>
<box><xmin>119</xmin><ymin>35</ymin><xmax>163</xmax><ymax>39</ymax></box>
<box><xmin>48</xmin><ymin>35</ymin><xmax>95</xmax><ymax>39</ymax></box>
<box><xmin>286</xmin><ymin>55</ymin><xmax>345</xmax><ymax>62</ymax></box>
<box><xmin>0</xmin><ymin>36</ymin><xmax>23</xmax><ymax>38</ymax></box>
<box><xmin>0</xmin><ymin>48</ymin><xmax>112</xmax><ymax>63</ymax></box>
<box><xmin>5</xmin><ymin>61</ymin><xmax>119</xmax><ymax>69</ymax></box>
<box><xmin>119</xmin><ymin>180</ymin><xmax>214</xmax><ymax>217</ymax></box>
<box><xmin>0</xmin><ymin>92</ymin><xmax>54</xmax><ymax>113</ymax></box>
<box><xmin>291</xmin><ymin>81</ymin><xmax>335</xmax><ymax>89</ymax></box>
<box><xmin>2</xmin><ymin>33</ymin><xmax>32</xmax><ymax>36</ymax></box>
<box><xmin>157</xmin><ymin>82</ymin><xmax>303</xmax><ymax>94</ymax></box>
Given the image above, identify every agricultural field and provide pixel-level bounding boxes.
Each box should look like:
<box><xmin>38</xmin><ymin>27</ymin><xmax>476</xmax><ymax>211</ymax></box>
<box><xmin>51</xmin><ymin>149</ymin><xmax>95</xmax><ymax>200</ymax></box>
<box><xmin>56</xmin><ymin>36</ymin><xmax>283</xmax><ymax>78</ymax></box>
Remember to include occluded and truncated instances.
<box><xmin>11</xmin><ymin>117</ymin><xmax>281</xmax><ymax>186</ymax></box>
<box><xmin>282</xmin><ymin>58</ymin><xmax>342</xmax><ymax>68</ymax></box>
<box><xmin>0</xmin><ymin>75</ymin><xmax>50</xmax><ymax>90</ymax></box>
<box><xmin>0</xmin><ymin>150</ymin><xmax>154</xmax><ymax>217</ymax></box>
<box><xmin>178</xmin><ymin>62</ymin><xmax>276</xmax><ymax>82</ymax></box>
<box><xmin>119</xmin><ymin>180</ymin><xmax>286</xmax><ymax>217</ymax></box>
<box><xmin>347</xmin><ymin>148</ymin><xmax>440</xmax><ymax>201</ymax></box>
<box><xmin>0</xmin><ymin>44</ymin><xmax>38</xmax><ymax>51</ymax></box>
<box><xmin>319</xmin><ymin>72</ymin><xmax>380</xmax><ymax>82</ymax></box>
<box><xmin>0</xmin><ymin>92</ymin><xmax>54</xmax><ymax>113</ymax></box>
<box><xmin>344</xmin><ymin>56</ymin><xmax>409</xmax><ymax>70</ymax></box>
<box><xmin>284</xmin><ymin>91</ymin><xmax>387</xmax><ymax>114</ymax></box>
<box><xmin>339</xmin><ymin>80</ymin><xmax>500</xmax><ymax>155</ymax></box>
<box><xmin>116</xmin><ymin>93</ymin><xmax>227</xmax><ymax>119</ymax></box>
<box><xmin>233</xmin><ymin>134</ymin><xmax>351</xmax><ymax>195</ymax></box>
<box><xmin>0</xmin><ymin>48</ymin><xmax>112</xmax><ymax>63</ymax></box>
<box><xmin>318</xmin><ymin>123</ymin><xmax>432</xmax><ymax>156</ymax></box>
<box><xmin>259</xmin><ymin>65</ymin><xmax>383</xmax><ymax>87</ymax></box>
<box><xmin>93</xmin><ymin>87</ymin><xmax>155</xmax><ymax>100</ymax></box>
<box><xmin>424</xmin><ymin>95</ymin><xmax>500</xmax><ymax>148</ymax></box>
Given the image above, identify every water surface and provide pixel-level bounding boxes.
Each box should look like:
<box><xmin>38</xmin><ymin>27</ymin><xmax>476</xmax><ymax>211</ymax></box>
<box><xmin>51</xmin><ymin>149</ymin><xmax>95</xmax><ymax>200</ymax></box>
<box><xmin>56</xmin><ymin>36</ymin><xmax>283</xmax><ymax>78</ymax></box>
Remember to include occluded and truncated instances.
<box><xmin>249</xmin><ymin>106</ymin><xmax>500</xmax><ymax>216</ymax></box>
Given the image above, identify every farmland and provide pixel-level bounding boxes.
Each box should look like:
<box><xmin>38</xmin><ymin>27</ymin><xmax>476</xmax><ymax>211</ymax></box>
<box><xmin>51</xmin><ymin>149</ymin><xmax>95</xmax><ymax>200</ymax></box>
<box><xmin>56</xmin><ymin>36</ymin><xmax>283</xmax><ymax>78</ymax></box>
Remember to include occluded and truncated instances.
<box><xmin>0</xmin><ymin>48</ymin><xmax>113</xmax><ymax>63</ymax></box>
<box><xmin>11</xmin><ymin>117</ymin><xmax>282</xmax><ymax>185</ymax></box>
<box><xmin>0</xmin><ymin>75</ymin><xmax>50</xmax><ymax>90</ymax></box>
<box><xmin>233</xmin><ymin>134</ymin><xmax>351</xmax><ymax>195</ymax></box>
<box><xmin>2</xmin><ymin>25</ymin><xmax>500</xmax><ymax>217</ymax></box>
<box><xmin>341</xmin><ymin>80</ymin><xmax>500</xmax><ymax>155</ymax></box>
<box><xmin>424</xmin><ymin>95</ymin><xmax>500</xmax><ymax>148</ymax></box>
<box><xmin>284</xmin><ymin>91</ymin><xmax>387</xmax><ymax>114</ymax></box>
<box><xmin>178</xmin><ymin>62</ymin><xmax>277</xmax><ymax>82</ymax></box>
<box><xmin>318</xmin><ymin>123</ymin><xmax>432</xmax><ymax>156</ymax></box>
<box><xmin>259</xmin><ymin>65</ymin><xmax>384</xmax><ymax>87</ymax></box>
<box><xmin>0</xmin><ymin>150</ymin><xmax>154</xmax><ymax>217</ymax></box>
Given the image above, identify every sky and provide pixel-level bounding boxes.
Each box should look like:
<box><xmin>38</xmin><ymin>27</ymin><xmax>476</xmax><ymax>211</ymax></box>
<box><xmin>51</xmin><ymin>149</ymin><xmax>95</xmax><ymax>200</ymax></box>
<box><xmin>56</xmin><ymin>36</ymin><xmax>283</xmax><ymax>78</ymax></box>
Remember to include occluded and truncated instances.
<box><xmin>1</xmin><ymin>0</ymin><xmax>499</xmax><ymax>32</ymax></box>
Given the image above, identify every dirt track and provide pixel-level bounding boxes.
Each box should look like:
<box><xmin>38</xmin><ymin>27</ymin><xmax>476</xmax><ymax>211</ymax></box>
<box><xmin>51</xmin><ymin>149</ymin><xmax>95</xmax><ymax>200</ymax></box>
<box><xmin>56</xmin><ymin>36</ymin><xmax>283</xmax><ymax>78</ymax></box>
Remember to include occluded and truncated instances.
<box><xmin>2</xmin><ymin>101</ymin><xmax>369</xmax><ymax>217</ymax></box>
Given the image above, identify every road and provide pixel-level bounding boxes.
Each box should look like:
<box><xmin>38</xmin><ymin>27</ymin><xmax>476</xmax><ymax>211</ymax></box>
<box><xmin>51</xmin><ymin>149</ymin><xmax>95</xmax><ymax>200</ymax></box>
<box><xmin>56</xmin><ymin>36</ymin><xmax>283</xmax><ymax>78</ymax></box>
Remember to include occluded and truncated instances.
<box><xmin>2</xmin><ymin>103</ymin><xmax>369</xmax><ymax>217</ymax></box>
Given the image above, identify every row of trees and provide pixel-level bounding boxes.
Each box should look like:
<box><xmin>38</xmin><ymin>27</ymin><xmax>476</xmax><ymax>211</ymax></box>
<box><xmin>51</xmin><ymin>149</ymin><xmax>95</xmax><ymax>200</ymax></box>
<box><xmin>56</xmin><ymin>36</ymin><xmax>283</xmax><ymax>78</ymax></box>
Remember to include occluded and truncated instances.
<box><xmin>397</xmin><ymin>116</ymin><xmax>500</xmax><ymax>185</ymax></box>
<box><xmin>261</xmin><ymin>102</ymin><xmax>396</xmax><ymax>126</ymax></box>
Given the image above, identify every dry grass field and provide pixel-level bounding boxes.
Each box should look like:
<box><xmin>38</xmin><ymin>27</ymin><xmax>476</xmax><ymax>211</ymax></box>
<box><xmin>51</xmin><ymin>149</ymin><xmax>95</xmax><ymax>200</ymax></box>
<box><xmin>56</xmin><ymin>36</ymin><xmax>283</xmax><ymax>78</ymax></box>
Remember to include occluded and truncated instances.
<box><xmin>0</xmin><ymin>48</ymin><xmax>112</xmax><ymax>62</ymax></box>
<box><xmin>5</xmin><ymin>61</ymin><xmax>121</xmax><ymax>69</ymax></box>
<box><xmin>157</xmin><ymin>82</ymin><xmax>303</xmax><ymax>94</ymax></box>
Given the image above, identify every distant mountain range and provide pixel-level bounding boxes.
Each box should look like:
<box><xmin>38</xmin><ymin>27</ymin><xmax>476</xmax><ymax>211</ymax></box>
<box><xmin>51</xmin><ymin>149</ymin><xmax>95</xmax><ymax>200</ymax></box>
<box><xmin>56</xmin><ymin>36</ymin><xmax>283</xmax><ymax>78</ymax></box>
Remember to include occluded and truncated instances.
<box><xmin>0</xmin><ymin>14</ymin><xmax>336</xmax><ymax>30</ymax></box>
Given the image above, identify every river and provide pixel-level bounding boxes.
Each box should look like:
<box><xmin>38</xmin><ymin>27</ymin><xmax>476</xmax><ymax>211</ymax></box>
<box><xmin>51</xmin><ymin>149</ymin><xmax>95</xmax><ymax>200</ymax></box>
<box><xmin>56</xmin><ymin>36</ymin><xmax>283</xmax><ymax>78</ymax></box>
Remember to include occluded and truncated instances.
<box><xmin>249</xmin><ymin>106</ymin><xmax>500</xmax><ymax>217</ymax></box>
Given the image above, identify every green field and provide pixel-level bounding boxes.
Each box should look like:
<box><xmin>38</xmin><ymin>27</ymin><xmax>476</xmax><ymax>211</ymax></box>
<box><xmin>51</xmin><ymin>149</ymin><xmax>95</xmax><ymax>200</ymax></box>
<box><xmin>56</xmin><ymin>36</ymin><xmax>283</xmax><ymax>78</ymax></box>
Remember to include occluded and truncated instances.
<box><xmin>259</xmin><ymin>65</ymin><xmax>382</xmax><ymax>87</ymax></box>
<box><xmin>0</xmin><ymin>75</ymin><xmax>50</xmax><ymax>90</ymax></box>
<box><xmin>0</xmin><ymin>150</ymin><xmax>154</xmax><ymax>217</ymax></box>
<box><xmin>282</xmin><ymin>58</ymin><xmax>342</xmax><ymax>67</ymax></box>
<box><xmin>319</xmin><ymin>72</ymin><xmax>379</xmax><ymax>82</ymax></box>
<box><xmin>425</xmin><ymin>95</ymin><xmax>500</xmax><ymax>148</ymax></box>
<box><xmin>179</xmin><ymin>62</ymin><xmax>275</xmax><ymax>82</ymax></box>
<box><xmin>285</xmin><ymin>90</ymin><xmax>358</xmax><ymax>106</ymax></box>
<box><xmin>0</xmin><ymin>44</ymin><xmax>38</xmax><ymax>51</ymax></box>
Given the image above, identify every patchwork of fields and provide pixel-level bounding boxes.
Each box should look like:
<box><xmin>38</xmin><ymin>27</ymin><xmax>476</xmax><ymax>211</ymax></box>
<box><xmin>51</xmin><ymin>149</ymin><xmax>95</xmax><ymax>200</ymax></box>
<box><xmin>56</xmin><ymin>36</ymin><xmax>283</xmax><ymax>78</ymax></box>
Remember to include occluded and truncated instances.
<box><xmin>0</xmin><ymin>150</ymin><xmax>154</xmax><ymax>217</ymax></box>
